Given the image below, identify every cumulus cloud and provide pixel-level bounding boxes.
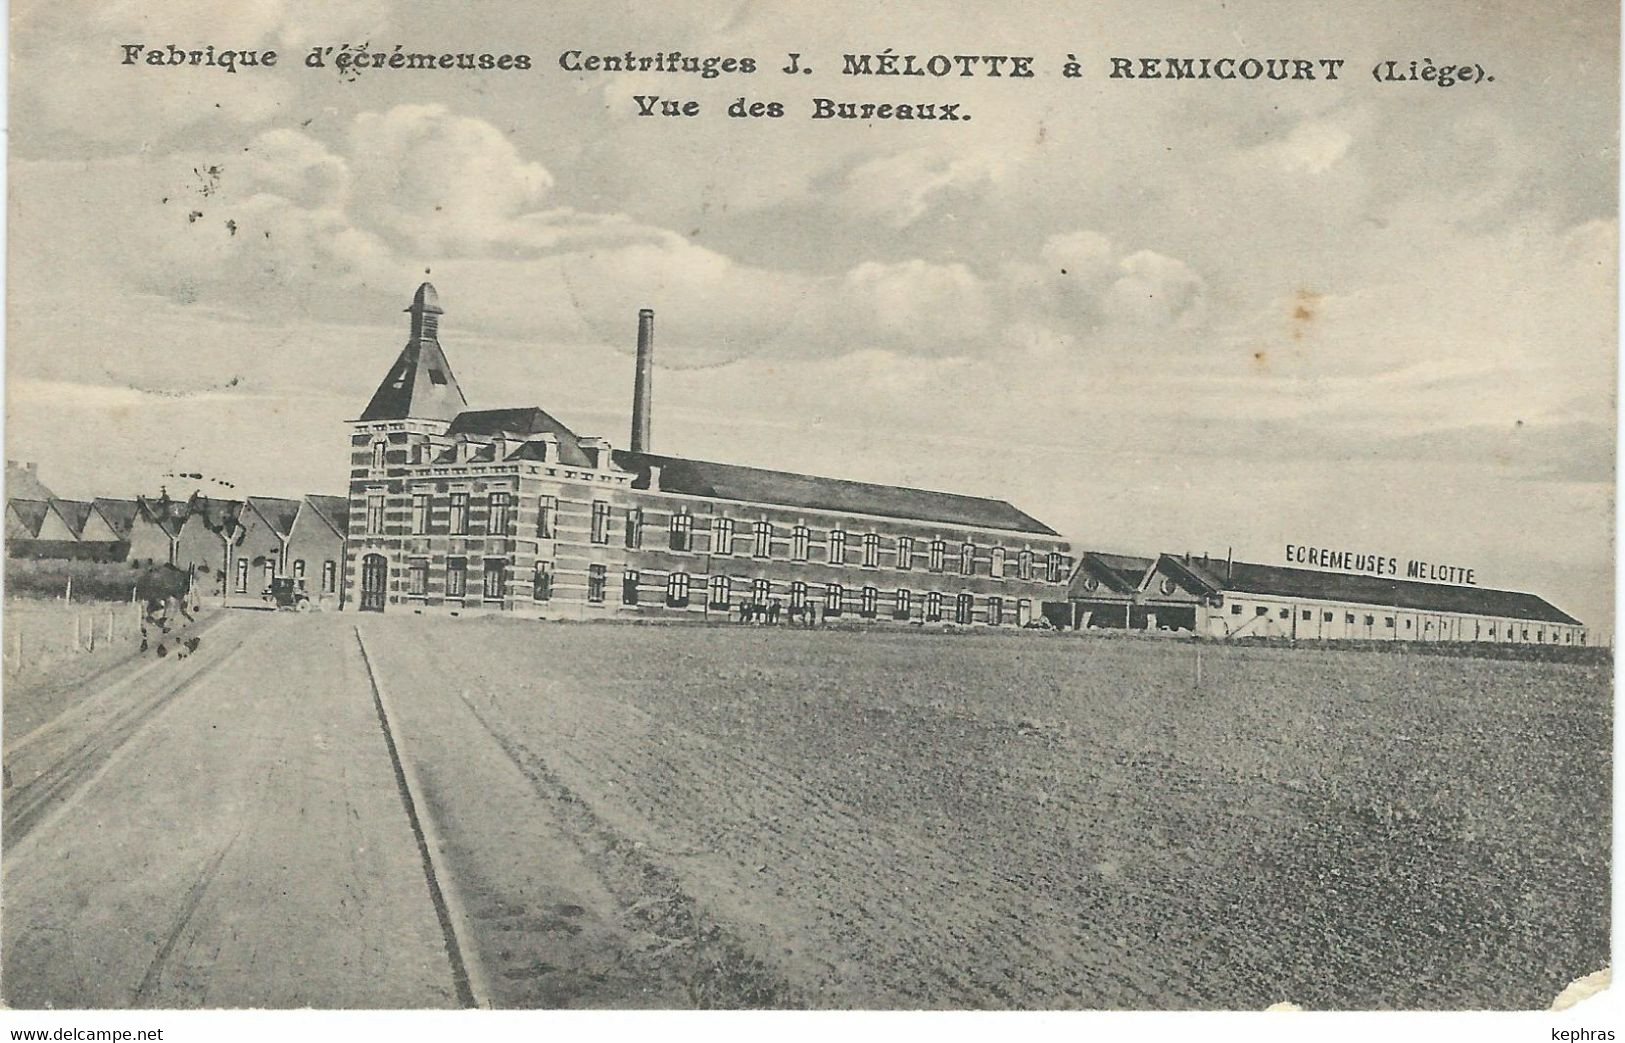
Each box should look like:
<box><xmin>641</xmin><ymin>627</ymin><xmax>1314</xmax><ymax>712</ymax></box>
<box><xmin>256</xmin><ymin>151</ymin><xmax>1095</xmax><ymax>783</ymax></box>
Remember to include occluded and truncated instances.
<box><xmin>838</xmin><ymin>147</ymin><xmax>1012</xmax><ymax>227</ymax></box>
<box><xmin>348</xmin><ymin>105</ymin><xmax>555</xmax><ymax>255</ymax></box>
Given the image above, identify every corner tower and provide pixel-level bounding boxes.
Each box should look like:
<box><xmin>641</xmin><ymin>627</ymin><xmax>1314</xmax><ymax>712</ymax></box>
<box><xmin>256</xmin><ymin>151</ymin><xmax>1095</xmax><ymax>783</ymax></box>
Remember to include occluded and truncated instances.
<box><xmin>345</xmin><ymin>283</ymin><xmax>472</xmax><ymax>611</ymax></box>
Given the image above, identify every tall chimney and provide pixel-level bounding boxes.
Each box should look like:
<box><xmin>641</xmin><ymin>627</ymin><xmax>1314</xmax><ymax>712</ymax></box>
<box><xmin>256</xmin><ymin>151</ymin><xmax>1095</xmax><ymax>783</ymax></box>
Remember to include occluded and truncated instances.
<box><xmin>630</xmin><ymin>308</ymin><xmax>654</xmax><ymax>454</ymax></box>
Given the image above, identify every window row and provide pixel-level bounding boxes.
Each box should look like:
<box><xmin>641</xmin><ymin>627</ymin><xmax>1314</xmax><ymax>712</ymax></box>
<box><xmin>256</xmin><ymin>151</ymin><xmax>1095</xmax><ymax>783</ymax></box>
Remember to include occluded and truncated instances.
<box><xmin>406</xmin><ymin>557</ymin><xmax>510</xmax><ymax>600</ymax></box>
<box><xmin>233</xmin><ymin>557</ymin><xmax>338</xmax><ymax>594</ymax></box>
<box><xmin>1226</xmin><ymin>601</ymin><xmax>1583</xmax><ymax>643</ymax></box>
<box><xmin>369</xmin><ymin>492</ymin><xmax>1067</xmax><ymax>582</ymax></box>
<box><xmin>542</xmin><ymin>567</ymin><xmax>1032</xmax><ymax>622</ymax></box>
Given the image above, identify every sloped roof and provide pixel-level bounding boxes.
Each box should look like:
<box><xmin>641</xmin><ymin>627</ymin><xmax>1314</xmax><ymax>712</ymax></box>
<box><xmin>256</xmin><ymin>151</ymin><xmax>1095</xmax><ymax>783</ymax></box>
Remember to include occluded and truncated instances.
<box><xmin>51</xmin><ymin>499</ymin><xmax>95</xmax><ymax>537</ymax></box>
<box><xmin>1167</xmin><ymin>555</ymin><xmax>1581</xmax><ymax>625</ymax></box>
<box><xmin>613</xmin><ymin>450</ymin><xmax>1060</xmax><ymax>536</ymax></box>
<box><xmin>448</xmin><ymin>409</ymin><xmax>593</xmax><ymax>467</ymax></box>
<box><xmin>245</xmin><ymin>496</ymin><xmax>303</xmax><ymax>538</ymax></box>
<box><xmin>303</xmin><ymin>495</ymin><xmax>350</xmax><ymax>537</ymax></box>
<box><xmin>136</xmin><ymin>497</ymin><xmax>184</xmax><ymax>536</ymax></box>
<box><xmin>92</xmin><ymin>497</ymin><xmax>142</xmax><ymax>538</ymax></box>
<box><xmin>184</xmin><ymin>497</ymin><xmax>242</xmax><ymax>530</ymax></box>
<box><xmin>360</xmin><ymin>284</ymin><xmax>468</xmax><ymax>422</ymax></box>
<box><xmin>6</xmin><ymin>462</ymin><xmax>54</xmax><ymax>500</ymax></box>
<box><xmin>8</xmin><ymin>499</ymin><xmax>50</xmax><ymax>537</ymax></box>
<box><xmin>1069</xmin><ymin>552</ymin><xmax>1155</xmax><ymax>597</ymax></box>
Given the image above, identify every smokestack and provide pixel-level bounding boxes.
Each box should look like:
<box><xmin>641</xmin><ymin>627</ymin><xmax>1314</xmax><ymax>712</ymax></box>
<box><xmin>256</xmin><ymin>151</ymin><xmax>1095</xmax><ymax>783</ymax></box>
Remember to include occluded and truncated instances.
<box><xmin>630</xmin><ymin>308</ymin><xmax>654</xmax><ymax>454</ymax></box>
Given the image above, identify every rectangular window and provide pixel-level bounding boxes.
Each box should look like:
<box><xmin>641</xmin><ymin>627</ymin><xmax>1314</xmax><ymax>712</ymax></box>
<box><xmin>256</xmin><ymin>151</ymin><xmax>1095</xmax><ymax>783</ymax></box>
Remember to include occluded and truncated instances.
<box><xmin>1017</xmin><ymin>599</ymin><xmax>1032</xmax><ymax>626</ymax></box>
<box><xmin>990</xmin><ymin>547</ymin><xmax>1006</xmax><ymax>579</ymax></box>
<box><xmin>894</xmin><ymin>589</ymin><xmax>911</xmax><ymax>620</ymax></box>
<box><xmin>293</xmin><ymin>559</ymin><xmax>306</xmax><ymax>583</ymax></box>
<box><xmin>408</xmin><ymin>559</ymin><xmax>428</xmax><ymax>597</ymax></box>
<box><xmin>863</xmin><ymin>533</ymin><xmax>880</xmax><ymax>568</ymax></box>
<box><xmin>411</xmin><ymin>492</ymin><xmax>431</xmax><ymax>534</ymax></box>
<box><xmin>484</xmin><ymin>559</ymin><xmax>507</xmax><ymax>601</ymax></box>
<box><xmin>625</xmin><ymin>508</ymin><xmax>643</xmax><ymax>549</ymax></box>
<box><xmin>714</xmin><ymin>517</ymin><xmax>735</xmax><ymax>556</ymax></box>
<box><xmin>1385</xmin><ymin>617</ymin><xmax>1396</xmax><ymax>628</ymax></box>
<box><xmin>372</xmin><ymin>441</ymin><xmax>386</xmax><ymax>470</ymax></box>
<box><xmin>926</xmin><ymin>591</ymin><xmax>943</xmax><ymax>622</ymax></box>
<box><xmin>667</xmin><ymin>571</ymin><xmax>691</xmax><ymax>607</ymax></box>
<box><xmin>489</xmin><ymin>492</ymin><xmax>512</xmax><ymax>536</ymax></box>
<box><xmin>1047</xmin><ymin>553</ymin><xmax>1066</xmax><ymax>583</ymax></box>
<box><xmin>897</xmin><ymin>536</ymin><xmax>914</xmax><ymax>570</ymax></box>
<box><xmin>825</xmin><ymin>583</ymin><xmax>843</xmax><ymax>615</ymax></box>
<box><xmin>670</xmin><ymin>511</ymin><xmax>692</xmax><ymax>551</ymax></box>
<box><xmin>753</xmin><ymin>520</ymin><xmax>772</xmax><ymax>558</ymax></box>
<box><xmin>955</xmin><ymin>593</ymin><xmax>974</xmax><ymax>625</ymax></box>
<box><xmin>1346</xmin><ymin>613</ymin><xmax>1356</xmax><ymax>624</ymax></box>
<box><xmin>587</xmin><ymin>564</ymin><xmax>607</xmax><ymax>604</ymax></box>
<box><xmin>709</xmin><ymin>574</ymin><xmax>730</xmax><ymax>609</ymax></box>
<box><xmin>1256</xmin><ymin>607</ymin><xmax>1269</xmax><ymax>617</ymax></box>
<box><xmin>538</xmin><ymin>495</ymin><xmax>558</xmax><ymax>539</ymax></box>
<box><xmin>591</xmin><ymin>501</ymin><xmax>611</xmax><ymax>544</ymax></box>
<box><xmin>1231</xmin><ymin>604</ymin><xmax>1243</xmax><ymax>615</ymax></box>
<box><xmin>448</xmin><ymin>492</ymin><xmax>469</xmax><ymax>535</ymax></box>
<box><xmin>235</xmin><ymin>557</ymin><xmax>248</xmax><ymax>593</ymax></box>
<box><xmin>929</xmin><ymin>540</ymin><xmax>946</xmax><ymax>572</ymax></box>
<box><xmin>860</xmin><ymin>586</ymin><xmax>878</xmax><ymax>618</ymax></box>
<box><xmin>623</xmin><ymin>569</ymin><xmax>640</xmax><ymax>605</ymax></box>
<box><xmin>752</xmin><ymin>578</ymin><xmax>771</xmax><ymax>604</ymax></box>
<box><xmin>988</xmin><ymin>596</ymin><xmax>1003</xmax><ymax>626</ymax></box>
<box><xmin>1301</xmin><ymin>610</ymin><xmax>1312</xmax><ymax>621</ymax></box>
<box><xmin>792</xmin><ymin>526</ymin><xmax>810</xmax><ymax>561</ymax></box>
<box><xmin>533</xmin><ymin>561</ymin><xmax>553</xmax><ymax>602</ymax></box>
<box><xmin>1018</xmin><ymin>549</ymin><xmax>1033</xmax><ymax>580</ymax></box>
<box><xmin>366</xmin><ymin>491</ymin><xmax>386</xmax><ymax>535</ymax></box>
<box><xmin>1364</xmin><ymin>615</ymin><xmax>1375</xmax><ymax>626</ymax></box>
<box><xmin>1278</xmin><ymin>608</ymin><xmax>1290</xmax><ymax>619</ymax></box>
<box><xmin>263</xmin><ymin>560</ymin><xmax>276</xmax><ymax>589</ymax></box>
<box><xmin>1322</xmin><ymin>611</ymin><xmax>1333</xmax><ymax>622</ymax></box>
<box><xmin>446</xmin><ymin>558</ymin><xmax>467</xmax><ymax>599</ymax></box>
<box><xmin>322</xmin><ymin>560</ymin><xmax>336</xmax><ymax>594</ymax></box>
<box><xmin>960</xmin><ymin>542</ymin><xmax>976</xmax><ymax>575</ymax></box>
<box><xmin>790</xmin><ymin>581</ymin><xmax>807</xmax><ymax>609</ymax></box>
<box><xmin>829</xmin><ymin>529</ymin><xmax>847</xmax><ymax>565</ymax></box>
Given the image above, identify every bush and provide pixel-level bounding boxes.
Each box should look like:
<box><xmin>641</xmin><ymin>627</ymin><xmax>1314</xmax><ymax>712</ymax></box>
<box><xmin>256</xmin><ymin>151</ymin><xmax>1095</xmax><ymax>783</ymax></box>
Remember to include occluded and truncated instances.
<box><xmin>3</xmin><ymin>557</ymin><xmax>189</xmax><ymax>602</ymax></box>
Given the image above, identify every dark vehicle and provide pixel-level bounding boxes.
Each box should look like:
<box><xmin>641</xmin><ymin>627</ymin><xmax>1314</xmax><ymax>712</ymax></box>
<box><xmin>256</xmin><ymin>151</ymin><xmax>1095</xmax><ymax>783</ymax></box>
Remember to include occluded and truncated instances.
<box><xmin>262</xmin><ymin>577</ymin><xmax>312</xmax><ymax>611</ymax></box>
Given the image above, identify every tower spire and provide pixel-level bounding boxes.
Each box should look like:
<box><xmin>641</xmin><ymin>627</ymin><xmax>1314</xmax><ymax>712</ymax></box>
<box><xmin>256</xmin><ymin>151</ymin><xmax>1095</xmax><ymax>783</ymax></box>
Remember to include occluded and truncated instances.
<box><xmin>358</xmin><ymin>282</ymin><xmax>469</xmax><ymax>422</ymax></box>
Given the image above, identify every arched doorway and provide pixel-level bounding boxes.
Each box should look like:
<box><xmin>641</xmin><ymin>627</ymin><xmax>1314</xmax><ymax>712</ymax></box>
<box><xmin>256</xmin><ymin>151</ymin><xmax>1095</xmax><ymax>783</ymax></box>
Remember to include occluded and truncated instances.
<box><xmin>360</xmin><ymin>554</ymin><xmax>388</xmax><ymax>612</ymax></box>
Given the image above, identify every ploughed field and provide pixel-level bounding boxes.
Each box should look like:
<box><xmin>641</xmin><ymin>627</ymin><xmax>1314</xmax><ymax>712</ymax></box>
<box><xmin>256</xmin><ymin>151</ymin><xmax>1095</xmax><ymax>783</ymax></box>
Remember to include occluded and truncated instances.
<box><xmin>363</xmin><ymin>618</ymin><xmax>1610</xmax><ymax>1009</ymax></box>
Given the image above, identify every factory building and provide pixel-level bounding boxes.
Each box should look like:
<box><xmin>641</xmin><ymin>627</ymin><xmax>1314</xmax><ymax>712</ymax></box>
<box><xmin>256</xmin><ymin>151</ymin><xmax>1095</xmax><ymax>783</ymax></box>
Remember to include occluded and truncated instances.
<box><xmin>343</xmin><ymin>284</ymin><xmax>1073</xmax><ymax>621</ymax></box>
<box><xmin>1064</xmin><ymin>551</ymin><xmax>1587</xmax><ymax>646</ymax></box>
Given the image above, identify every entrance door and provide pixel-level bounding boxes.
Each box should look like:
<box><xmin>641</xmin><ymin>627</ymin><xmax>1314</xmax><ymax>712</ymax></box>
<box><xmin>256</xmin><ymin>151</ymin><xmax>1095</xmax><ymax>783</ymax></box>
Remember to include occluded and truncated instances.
<box><xmin>360</xmin><ymin>554</ymin><xmax>388</xmax><ymax>612</ymax></box>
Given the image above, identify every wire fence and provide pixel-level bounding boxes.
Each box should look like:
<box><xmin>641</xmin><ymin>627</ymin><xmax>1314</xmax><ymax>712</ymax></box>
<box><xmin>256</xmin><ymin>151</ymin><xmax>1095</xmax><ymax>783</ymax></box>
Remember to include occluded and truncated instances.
<box><xmin>3</xmin><ymin>596</ymin><xmax>150</xmax><ymax>682</ymax></box>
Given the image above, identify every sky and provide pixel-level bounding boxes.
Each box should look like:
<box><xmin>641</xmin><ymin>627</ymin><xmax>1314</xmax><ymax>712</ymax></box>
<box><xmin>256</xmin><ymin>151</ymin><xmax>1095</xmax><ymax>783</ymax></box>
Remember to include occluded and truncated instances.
<box><xmin>7</xmin><ymin>0</ymin><xmax>1618</xmax><ymax>633</ymax></box>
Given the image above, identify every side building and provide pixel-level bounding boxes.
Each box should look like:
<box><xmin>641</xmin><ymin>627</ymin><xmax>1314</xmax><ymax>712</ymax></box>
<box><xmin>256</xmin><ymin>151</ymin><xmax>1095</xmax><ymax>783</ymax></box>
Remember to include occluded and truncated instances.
<box><xmin>343</xmin><ymin>285</ymin><xmax>1073</xmax><ymax>621</ymax></box>
<box><xmin>1062</xmin><ymin>551</ymin><xmax>1587</xmax><ymax>646</ymax></box>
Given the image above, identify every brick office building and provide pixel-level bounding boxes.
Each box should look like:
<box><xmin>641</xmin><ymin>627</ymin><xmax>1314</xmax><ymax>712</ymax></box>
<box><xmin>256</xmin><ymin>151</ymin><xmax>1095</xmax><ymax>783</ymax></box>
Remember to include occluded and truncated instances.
<box><xmin>344</xmin><ymin>284</ymin><xmax>1073</xmax><ymax>621</ymax></box>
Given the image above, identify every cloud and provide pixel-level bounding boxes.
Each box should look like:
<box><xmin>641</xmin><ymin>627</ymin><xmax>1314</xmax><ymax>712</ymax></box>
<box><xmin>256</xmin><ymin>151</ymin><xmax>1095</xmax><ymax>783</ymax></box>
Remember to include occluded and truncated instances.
<box><xmin>347</xmin><ymin>105</ymin><xmax>555</xmax><ymax>255</ymax></box>
<box><xmin>12</xmin><ymin>0</ymin><xmax>392</xmax><ymax>150</ymax></box>
<box><xmin>837</xmin><ymin>148</ymin><xmax>1012</xmax><ymax>227</ymax></box>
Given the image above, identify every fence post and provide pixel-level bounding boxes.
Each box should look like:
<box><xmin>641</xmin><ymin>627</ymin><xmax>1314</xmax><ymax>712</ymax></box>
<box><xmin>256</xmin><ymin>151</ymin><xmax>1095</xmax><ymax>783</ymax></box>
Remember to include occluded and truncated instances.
<box><xmin>73</xmin><ymin>613</ymin><xmax>82</xmax><ymax>653</ymax></box>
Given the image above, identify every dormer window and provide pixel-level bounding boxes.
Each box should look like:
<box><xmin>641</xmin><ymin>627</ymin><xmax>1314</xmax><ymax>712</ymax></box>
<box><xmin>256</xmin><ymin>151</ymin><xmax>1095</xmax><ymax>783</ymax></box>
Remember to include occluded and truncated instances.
<box><xmin>428</xmin><ymin>368</ymin><xmax>447</xmax><ymax>385</ymax></box>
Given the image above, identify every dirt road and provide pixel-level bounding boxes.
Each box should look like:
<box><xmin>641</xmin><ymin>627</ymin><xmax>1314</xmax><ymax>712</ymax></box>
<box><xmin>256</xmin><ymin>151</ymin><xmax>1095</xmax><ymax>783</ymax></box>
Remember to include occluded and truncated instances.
<box><xmin>3</xmin><ymin>613</ymin><xmax>458</xmax><ymax>1008</ymax></box>
<box><xmin>4</xmin><ymin>612</ymin><xmax>1608</xmax><ymax>1009</ymax></box>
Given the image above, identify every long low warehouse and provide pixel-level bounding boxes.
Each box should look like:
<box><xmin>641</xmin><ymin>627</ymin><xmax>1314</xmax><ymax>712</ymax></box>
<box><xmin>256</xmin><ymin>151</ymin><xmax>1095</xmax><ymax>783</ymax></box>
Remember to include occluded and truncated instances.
<box><xmin>1062</xmin><ymin>552</ymin><xmax>1587</xmax><ymax>646</ymax></box>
